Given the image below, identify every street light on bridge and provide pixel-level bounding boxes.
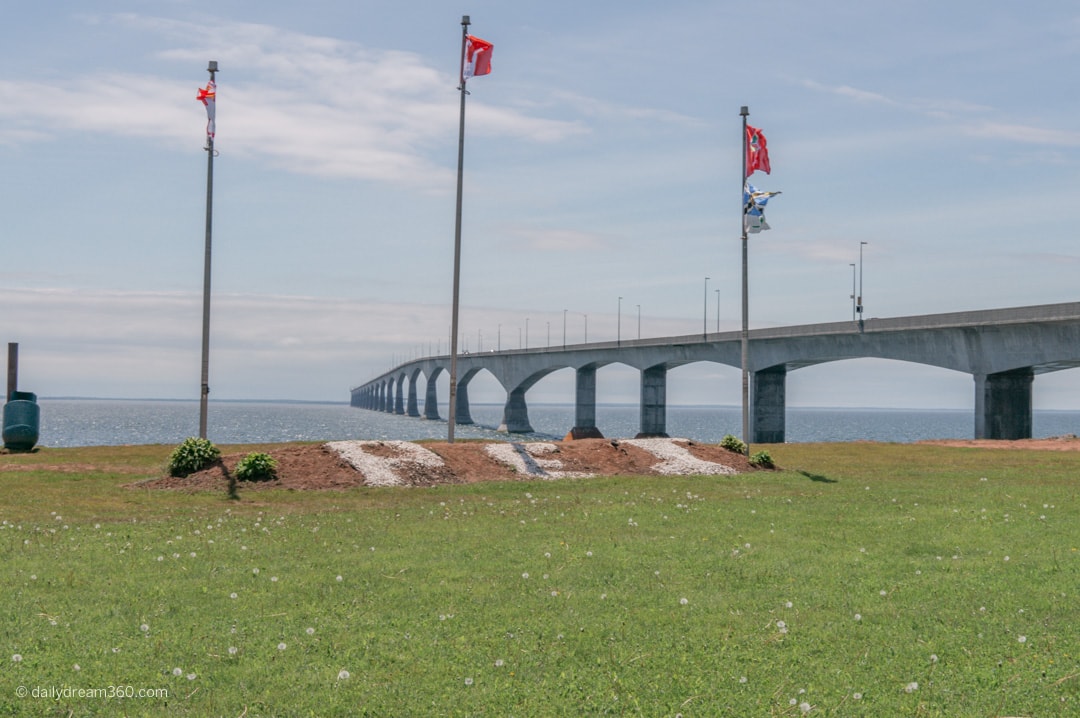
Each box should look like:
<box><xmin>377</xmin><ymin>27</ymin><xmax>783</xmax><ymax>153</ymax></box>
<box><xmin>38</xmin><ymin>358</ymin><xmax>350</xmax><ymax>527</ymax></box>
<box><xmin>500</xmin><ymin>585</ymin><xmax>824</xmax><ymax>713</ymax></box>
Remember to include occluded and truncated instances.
<box><xmin>703</xmin><ymin>277</ymin><xmax>710</xmax><ymax>340</ymax></box>
<box><xmin>618</xmin><ymin>296</ymin><xmax>622</xmax><ymax>346</ymax></box>
<box><xmin>858</xmin><ymin>241</ymin><xmax>868</xmax><ymax>332</ymax></box>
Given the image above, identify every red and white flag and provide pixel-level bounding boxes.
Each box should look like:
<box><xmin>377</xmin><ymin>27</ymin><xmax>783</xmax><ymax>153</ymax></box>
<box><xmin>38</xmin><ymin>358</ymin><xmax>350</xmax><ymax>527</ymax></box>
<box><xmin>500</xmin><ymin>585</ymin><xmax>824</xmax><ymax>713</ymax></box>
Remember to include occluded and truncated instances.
<box><xmin>463</xmin><ymin>35</ymin><xmax>493</xmax><ymax>80</ymax></box>
<box><xmin>745</xmin><ymin>124</ymin><xmax>770</xmax><ymax>177</ymax></box>
<box><xmin>197</xmin><ymin>80</ymin><xmax>216</xmax><ymax>138</ymax></box>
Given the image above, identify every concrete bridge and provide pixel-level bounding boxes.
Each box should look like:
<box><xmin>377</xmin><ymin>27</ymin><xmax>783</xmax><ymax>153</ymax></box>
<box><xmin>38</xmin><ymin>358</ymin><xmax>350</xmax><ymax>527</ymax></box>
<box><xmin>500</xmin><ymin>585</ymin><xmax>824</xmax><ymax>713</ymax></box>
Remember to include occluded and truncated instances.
<box><xmin>351</xmin><ymin>301</ymin><xmax>1080</xmax><ymax>442</ymax></box>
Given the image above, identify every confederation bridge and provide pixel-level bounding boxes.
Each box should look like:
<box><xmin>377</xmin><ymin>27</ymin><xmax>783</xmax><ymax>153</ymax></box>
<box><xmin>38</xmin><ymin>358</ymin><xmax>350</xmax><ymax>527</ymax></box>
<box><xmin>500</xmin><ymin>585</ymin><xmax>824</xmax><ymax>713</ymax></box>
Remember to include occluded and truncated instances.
<box><xmin>351</xmin><ymin>302</ymin><xmax>1080</xmax><ymax>442</ymax></box>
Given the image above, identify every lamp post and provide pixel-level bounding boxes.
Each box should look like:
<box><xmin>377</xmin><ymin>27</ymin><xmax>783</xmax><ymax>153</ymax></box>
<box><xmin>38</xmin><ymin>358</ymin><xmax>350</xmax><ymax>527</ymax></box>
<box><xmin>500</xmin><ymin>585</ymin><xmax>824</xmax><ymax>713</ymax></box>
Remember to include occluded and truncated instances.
<box><xmin>547</xmin><ymin>321</ymin><xmax>550</xmax><ymax>348</ymax></box>
<box><xmin>703</xmin><ymin>277</ymin><xmax>710</xmax><ymax>340</ymax></box>
<box><xmin>583</xmin><ymin>313</ymin><xmax>588</xmax><ymax>343</ymax></box>
<box><xmin>715</xmin><ymin>289</ymin><xmax>721</xmax><ymax>333</ymax></box>
<box><xmin>525</xmin><ymin>317</ymin><xmax>529</xmax><ymax>349</ymax></box>
<box><xmin>858</xmin><ymin>241</ymin><xmax>868</xmax><ymax>332</ymax></box>
<box><xmin>636</xmin><ymin>304</ymin><xmax>641</xmax><ymax>339</ymax></box>
<box><xmin>850</xmin><ymin>263</ymin><xmax>856</xmax><ymax>322</ymax></box>
<box><xmin>618</xmin><ymin>296</ymin><xmax>622</xmax><ymax>346</ymax></box>
<box><xmin>497</xmin><ymin>324</ymin><xmax>501</xmax><ymax>352</ymax></box>
<box><xmin>562</xmin><ymin>309</ymin><xmax>567</xmax><ymax>348</ymax></box>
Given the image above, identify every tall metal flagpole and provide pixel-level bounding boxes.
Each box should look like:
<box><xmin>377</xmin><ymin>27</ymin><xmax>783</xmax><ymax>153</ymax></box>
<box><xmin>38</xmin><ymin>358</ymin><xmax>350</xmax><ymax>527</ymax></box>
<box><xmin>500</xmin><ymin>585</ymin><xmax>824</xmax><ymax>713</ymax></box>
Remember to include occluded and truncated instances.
<box><xmin>199</xmin><ymin>60</ymin><xmax>218</xmax><ymax>440</ymax></box>
<box><xmin>448</xmin><ymin>16</ymin><xmax>470</xmax><ymax>443</ymax></box>
<box><xmin>739</xmin><ymin>106</ymin><xmax>750</xmax><ymax>454</ymax></box>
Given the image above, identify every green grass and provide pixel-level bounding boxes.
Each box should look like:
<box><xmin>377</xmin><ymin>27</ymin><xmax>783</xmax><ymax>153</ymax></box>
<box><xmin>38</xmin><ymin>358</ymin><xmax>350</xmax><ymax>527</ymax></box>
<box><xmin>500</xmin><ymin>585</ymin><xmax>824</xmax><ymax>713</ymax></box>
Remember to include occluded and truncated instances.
<box><xmin>2</xmin><ymin>441</ymin><xmax>1080</xmax><ymax>716</ymax></box>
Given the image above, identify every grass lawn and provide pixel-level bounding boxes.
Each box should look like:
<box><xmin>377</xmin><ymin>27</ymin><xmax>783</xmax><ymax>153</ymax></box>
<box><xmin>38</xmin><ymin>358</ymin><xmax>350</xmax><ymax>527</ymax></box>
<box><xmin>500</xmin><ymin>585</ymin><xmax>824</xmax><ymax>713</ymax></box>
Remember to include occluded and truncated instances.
<box><xmin>2</xmin><ymin>441</ymin><xmax>1079</xmax><ymax>716</ymax></box>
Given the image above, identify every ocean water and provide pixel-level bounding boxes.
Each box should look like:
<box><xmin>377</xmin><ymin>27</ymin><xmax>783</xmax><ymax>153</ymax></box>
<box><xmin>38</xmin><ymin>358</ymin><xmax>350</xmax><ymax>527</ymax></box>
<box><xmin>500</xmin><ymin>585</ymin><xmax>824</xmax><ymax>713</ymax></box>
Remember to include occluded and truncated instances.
<box><xmin>25</xmin><ymin>399</ymin><xmax>1080</xmax><ymax>448</ymax></box>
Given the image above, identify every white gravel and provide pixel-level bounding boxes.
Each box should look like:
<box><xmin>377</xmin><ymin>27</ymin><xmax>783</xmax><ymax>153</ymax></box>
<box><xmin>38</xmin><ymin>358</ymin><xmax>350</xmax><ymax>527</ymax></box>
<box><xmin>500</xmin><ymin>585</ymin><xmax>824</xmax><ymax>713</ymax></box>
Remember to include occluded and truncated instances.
<box><xmin>325</xmin><ymin>440</ymin><xmax>446</xmax><ymax>487</ymax></box>
<box><xmin>622</xmin><ymin>438</ymin><xmax>736</xmax><ymax>476</ymax></box>
<box><xmin>484</xmin><ymin>442</ymin><xmax>594</xmax><ymax>479</ymax></box>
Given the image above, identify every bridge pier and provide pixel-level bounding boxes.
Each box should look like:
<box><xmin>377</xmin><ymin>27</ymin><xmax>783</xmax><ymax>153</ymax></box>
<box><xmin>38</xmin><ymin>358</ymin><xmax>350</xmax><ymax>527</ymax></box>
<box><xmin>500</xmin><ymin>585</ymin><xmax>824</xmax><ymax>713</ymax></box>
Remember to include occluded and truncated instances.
<box><xmin>752</xmin><ymin>367</ymin><xmax>787</xmax><ymax>443</ymax></box>
<box><xmin>636</xmin><ymin>365</ymin><xmax>669</xmax><ymax>438</ymax></box>
<box><xmin>424</xmin><ymin>373</ymin><xmax>440</xmax><ymax>420</ymax></box>
<box><xmin>975</xmin><ymin>369</ymin><xmax>1033</xmax><ymax>439</ymax></box>
<box><xmin>394</xmin><ymin>376</ymin><xmax>405</xmax><ymax>415</ymax></box>
<box><xmin>455</xmin><ymin>380</ymin><xmax>474</xmax><ymax>425</ymax></box>
<box><xmin>498</xmin><ymin>387</ymin><xmax>534</xmax><ymax>433</ymax></box>
<box><xmin>385</xmin><ymin>381</ymin><xmax>395</xmax><ymax>414</ymax></box>
<box><xmin>567</xmin><ymin>365</ymin><xmax>603</xmax><ymax>439</ymax></box>
<box><xmin>406</xmin><ymin>374</ymin><xmax>420</xmax><ymax>417</ymax></box>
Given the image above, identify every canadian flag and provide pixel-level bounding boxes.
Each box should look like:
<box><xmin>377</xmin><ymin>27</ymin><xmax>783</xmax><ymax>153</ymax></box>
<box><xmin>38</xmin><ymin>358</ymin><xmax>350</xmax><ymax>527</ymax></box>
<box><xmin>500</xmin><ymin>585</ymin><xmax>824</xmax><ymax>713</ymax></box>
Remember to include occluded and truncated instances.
<box><xmin>463</xmin><ymin>35</ymin><xmax>493</xmax><ymax>80</ymax></box>
<box><xmin>197</xmin><ymin>80</ymin><xmax>216</xmax><ymax>138</ymax></box>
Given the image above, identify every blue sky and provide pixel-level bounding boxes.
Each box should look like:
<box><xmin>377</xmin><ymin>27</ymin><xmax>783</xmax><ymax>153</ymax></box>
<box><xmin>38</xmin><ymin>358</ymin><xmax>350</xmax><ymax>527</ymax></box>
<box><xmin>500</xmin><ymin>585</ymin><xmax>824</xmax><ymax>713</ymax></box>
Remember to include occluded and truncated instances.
<box><xmin>3</xmin><ymin>1</ymin><xmax>1080</xmax><ymax>411</ymax></box>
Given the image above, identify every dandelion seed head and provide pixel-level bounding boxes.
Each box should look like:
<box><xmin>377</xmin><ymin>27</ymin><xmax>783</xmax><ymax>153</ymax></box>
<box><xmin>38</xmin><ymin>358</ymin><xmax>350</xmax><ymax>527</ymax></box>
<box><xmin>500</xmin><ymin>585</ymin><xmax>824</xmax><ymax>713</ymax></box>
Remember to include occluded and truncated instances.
<box><xmin>140</xmin><ymin>623</ymin><xmax>149</xmax><ymax>632</ymax></box>
<box><xmin>277</xmin><ymin>642</ymin><xmax>287</xmax><ymax>651</ymax></box>
<box><xmin>12</xmin><ymin>654</ymin><xmax>22</xmax><ymax>662</ymax></box>
<box><xmin>228</xmin><ymin>647</ymin><xmax>238</xmax><ymax>656</ymax></box>
<box><xmin>337</xmin><ymin>669</ymin><xmax>350</xmax><ymax>680</ymax></box>
<box><xmin>680</xmin><ymin>597</ymin><xmax>689</xmax><ymax>605</ymax></box>
<box><xmin>464</xmin><ymin>677</ymin><xmax>474</xmax><ymax>686</ymax></box>
<box><xmin>186</xmin><ymin>673</ymin><xmax>196</xmax><ymax>681</ymax></box>
<box><xmin>799</xmin><ymin>702</ymin><xmax>812</xmax><ymax>714</ymax></box>
<box><xmin>495</xmin><ymin>659</ymin><xmax>505</xmax><ymax>667</ymax></box>
<box><xmin>306</xmin><ymin>627</ymin><xmax>315</xmax><ymax>635</ymax></box>
<box><xmin>73</xmin><ymin>664</ymin><xmax>80</xmax><ymax>671</ymax></box>
<box><xmin>173</xmin><ymin>667</ymin><xmax>182</xmax><ymax>676</ymax></box>
<box><xmin>904</xmin><ymin>681</ymin><xmax>919</xmax><ymax>693</ymax></box>
<box><xmin>1018</xmin><ymin>635</ymin><xmax>1027</xmax><ymax>644</ymax></box>
<box><xmin>852</xmin><ymin>692</ymin><xmax>862</xmax><ymax>700</ymax></box>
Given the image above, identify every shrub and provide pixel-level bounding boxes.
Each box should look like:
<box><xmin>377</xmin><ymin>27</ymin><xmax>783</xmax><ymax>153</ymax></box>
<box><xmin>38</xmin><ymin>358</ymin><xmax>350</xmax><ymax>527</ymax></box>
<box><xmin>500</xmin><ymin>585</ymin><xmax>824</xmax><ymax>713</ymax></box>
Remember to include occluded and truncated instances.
<box><xmin>168</xmin><ymin>437</ymin><xmax>221</xmax><ymax>477</ymax></box>
<box><xmin>749</xmin><ymin>450</ymin><xmax>774</xmax><ymax>468</ymax></box>
<box><xmin>235</xmin><ymin>452</ymin><xmax>278</xmax><ymax>482</ymax></box>
<box><xmin>720</xmin><ymin>434</ymin><xmax>747</xmax><ymax>454</ymax></box>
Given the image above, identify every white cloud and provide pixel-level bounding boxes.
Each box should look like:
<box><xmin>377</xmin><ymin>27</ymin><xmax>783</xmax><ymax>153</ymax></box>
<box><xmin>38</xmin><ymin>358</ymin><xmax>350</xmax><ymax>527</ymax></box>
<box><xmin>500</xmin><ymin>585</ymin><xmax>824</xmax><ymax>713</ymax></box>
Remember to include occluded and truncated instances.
<box><xmin>0</xmin><ymin>14</ymin><xmax>585</xmax><ymax>188</ymax></box>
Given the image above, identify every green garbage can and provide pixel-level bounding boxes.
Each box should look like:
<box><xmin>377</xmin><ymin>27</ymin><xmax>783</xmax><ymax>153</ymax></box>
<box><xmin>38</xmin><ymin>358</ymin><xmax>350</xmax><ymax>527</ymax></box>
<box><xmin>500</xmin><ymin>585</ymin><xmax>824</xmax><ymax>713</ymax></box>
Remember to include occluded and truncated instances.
<box><xmin>3</xmin><ymin>391</ymin><xmax>39</xmax><ymax>451</ymax></box>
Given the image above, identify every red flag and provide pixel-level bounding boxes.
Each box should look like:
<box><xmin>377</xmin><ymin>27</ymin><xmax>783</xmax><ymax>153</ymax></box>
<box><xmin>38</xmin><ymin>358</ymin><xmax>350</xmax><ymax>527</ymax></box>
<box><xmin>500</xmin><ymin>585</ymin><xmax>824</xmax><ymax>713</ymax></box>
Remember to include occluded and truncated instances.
<box><xmin>197</xmin><ymin>80</ymin><xmax>216</xmax><ymax>138</ymax></box>
<box><xmin>463</xmin><ymin>35</ymin><xmax>493</xmax><ymax>80</ymax></box>
<box><xmin>745</xmin><ymin>124</ymin><xmax>770</xmax><ymax>177</ymax></box>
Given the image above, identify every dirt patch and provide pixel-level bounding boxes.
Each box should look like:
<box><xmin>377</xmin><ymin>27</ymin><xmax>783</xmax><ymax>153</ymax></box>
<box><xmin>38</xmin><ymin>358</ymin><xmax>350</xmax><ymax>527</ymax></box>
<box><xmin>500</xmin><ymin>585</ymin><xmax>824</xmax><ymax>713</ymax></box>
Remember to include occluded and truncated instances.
<box><xmin>918</xmin><ymin>435</ymin><xmax>1080</xmax><ymax>451</ymax></box>
<box><xmin>128</xmin><ymin>438</ymin><xmax>762</xmax><ymax>492</ymax></box>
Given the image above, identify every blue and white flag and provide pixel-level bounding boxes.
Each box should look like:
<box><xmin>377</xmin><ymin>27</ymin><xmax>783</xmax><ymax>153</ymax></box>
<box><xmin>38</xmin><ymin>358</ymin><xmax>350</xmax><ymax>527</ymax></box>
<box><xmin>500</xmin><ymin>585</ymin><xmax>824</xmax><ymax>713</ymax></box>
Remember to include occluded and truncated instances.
<box><xmin>744</xmin><ymin>182</ymin><xmax>781</xmax><ymax>234</ymax></box>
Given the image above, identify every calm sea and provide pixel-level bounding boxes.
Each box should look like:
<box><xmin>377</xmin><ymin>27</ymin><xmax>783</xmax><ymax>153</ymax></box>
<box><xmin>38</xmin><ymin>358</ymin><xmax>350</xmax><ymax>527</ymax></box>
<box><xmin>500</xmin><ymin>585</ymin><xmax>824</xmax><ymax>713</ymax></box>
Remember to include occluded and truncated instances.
<box><xmin>24</xmin><ymin>399</ymin><xmax>1080</xmax><ymax>448</ymax></box>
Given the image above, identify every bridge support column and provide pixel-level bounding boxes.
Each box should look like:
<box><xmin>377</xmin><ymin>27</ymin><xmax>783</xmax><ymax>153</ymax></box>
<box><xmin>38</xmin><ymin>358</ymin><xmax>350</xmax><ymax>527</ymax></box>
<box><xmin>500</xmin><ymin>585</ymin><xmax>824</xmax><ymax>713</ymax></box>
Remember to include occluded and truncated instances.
<box><xmin>424</xmin><ymin>375</ymin><xmax>440</xmax><ymax>420</ymax></box>
<box><xmin>406</xmin><ymin>376</ymin><xmax>420</xmax><ymax>417</ymax></box>
<box><xmin>567</xmin><ymin>365</ymin><xmax>604</xmax><ymax>439</ymax></box>
<box><xmin>498</xmin><ymin>387</ymin><xmax>534</xmax><ymax>433</ymax></box>
<box><xmin>455</xmin><ymin>380</ymin><xmax>474</xmax><ymax>425</ymax></box>
<box><xmin>636</xmin><ymin>365</ymin><xmax>669</xmax><ymax>438</ymax></box>
<box><xmin>975</xmin><ymin>369</ymin><xmax>1033</xmax><ymax>439</ymax></box>
<box><xmin>394</xmin><ymin>376</ymin><xmax>405</xmax><ymax>415</ymax></box>
<box><xmin>752</xmin><ymin>367</ymin><xmax>786</xmax><ymax>443</ymax></box>
<box><xmin>385</xmin><ymin>381</ymin><xmax>396</xmax><ymax>413</ymax></box>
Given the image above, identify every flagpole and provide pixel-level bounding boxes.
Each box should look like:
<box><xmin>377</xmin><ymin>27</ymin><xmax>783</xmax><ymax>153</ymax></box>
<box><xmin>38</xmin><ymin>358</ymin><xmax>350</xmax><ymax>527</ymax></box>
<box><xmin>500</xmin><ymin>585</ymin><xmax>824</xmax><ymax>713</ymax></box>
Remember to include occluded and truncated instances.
<box><xmin>199</xmin><ymin>60</ymin><xmax>218</xmax><ymax>440</ymax></box>
<box><xmin>739</xmin><ymin>105</ymin><xmax>750</xmax><ymax>455</ymax></box>
<box><xmin>448</xmin><ymin>16</ymin><xmax>471</xmax><ymax>444</ymax></box>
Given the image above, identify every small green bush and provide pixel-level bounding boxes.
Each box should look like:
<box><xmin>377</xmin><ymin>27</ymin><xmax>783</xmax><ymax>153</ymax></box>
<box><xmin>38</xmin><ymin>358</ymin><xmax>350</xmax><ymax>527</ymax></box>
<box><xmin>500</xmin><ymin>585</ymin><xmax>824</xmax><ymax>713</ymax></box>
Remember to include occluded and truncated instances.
<box><xmin>235</xmin><ymin>452</ymin><xmax>278</xmax><ymax>482</ymax></box>
<box><xmin>720</xmin><ymin>434</ymin><xmax>747</xmax><ymax>454</ymax></box>
<box><xmin>168</xmin><ymin>437</ymin><xmax>221</xmax><ymax>477</ymax></box>
<box><xmin>749</xmin><ymin>450</ymin><xmax>774</xmax><ymax>468</ymax></box>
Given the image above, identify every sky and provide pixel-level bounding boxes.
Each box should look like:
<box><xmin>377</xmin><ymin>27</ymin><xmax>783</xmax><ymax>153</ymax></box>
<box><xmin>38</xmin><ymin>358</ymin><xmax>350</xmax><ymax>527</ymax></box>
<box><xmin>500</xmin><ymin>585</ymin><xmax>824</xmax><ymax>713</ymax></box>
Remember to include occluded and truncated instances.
<box><xmin>3</xmin><ymin>0</ymin><xmax>1080</xmax><ymax>412</ymax></box>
